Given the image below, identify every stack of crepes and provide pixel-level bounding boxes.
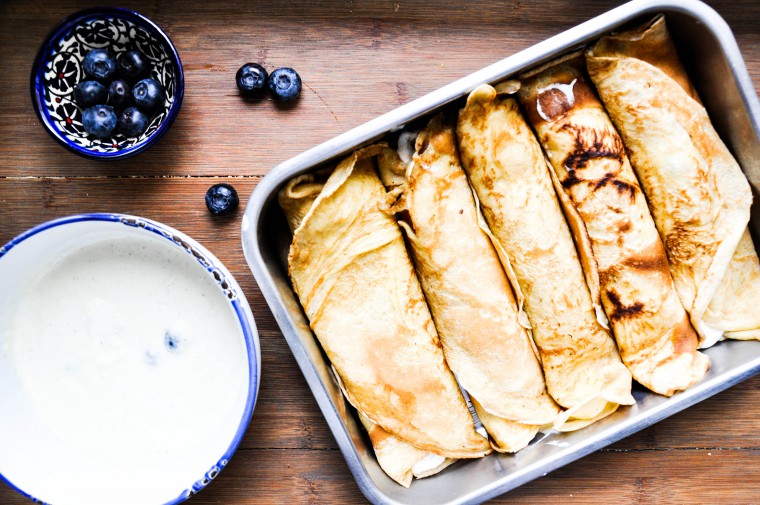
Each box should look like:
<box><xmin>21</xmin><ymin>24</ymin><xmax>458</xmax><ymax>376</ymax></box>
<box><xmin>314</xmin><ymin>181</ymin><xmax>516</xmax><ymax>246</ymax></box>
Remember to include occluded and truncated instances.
<box><xmin>585</xmin><ymin>15</ymin><xmax>760</xmax><ymax>346</ymax></box>
<box><xmin>457</xmin><ymin>83</ymin><xmax>636</xmax><ymax>415</ymax></box>
<box><xmin>515</xmin><ymin>52</ymin><xmax>708</xmax><ymax>395</ymax></box>
<box><xmin>279</xmin><ymin>145</ymin><xmax>490</xmax><ymax>488</ymax></box>
<box><xmin>376</xmin><ymin>113</ymin><xmax>559</xmax><ymax>452</ymax></box>
<box><xmin>278</xmin><ymin>14</ymin><xmax>759</xmax><ymax>488</ymax></box>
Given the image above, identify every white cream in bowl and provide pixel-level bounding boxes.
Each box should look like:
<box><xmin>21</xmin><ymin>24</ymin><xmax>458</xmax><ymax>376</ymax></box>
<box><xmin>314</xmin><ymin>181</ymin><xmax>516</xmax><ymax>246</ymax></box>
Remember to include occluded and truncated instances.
<box><xmin>0</xmin><ymin>214</ymin><xmax>259</xmax><ymax>505</ymax></box>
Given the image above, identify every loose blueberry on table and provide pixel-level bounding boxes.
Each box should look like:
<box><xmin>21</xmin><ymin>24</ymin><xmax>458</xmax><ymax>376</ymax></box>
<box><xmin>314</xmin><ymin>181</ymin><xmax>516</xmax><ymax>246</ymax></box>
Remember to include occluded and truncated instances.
<box><xmin>82</xmin><ymin>104</ymin><xmax>118</xmax><ymax>138</ymax></box>
<box><xmin>268</xmin><ymin>67</ymin><xmax>302</xmax><ymax>101</ymax></box>
<box><xmin>205</xmin><ymin>184</ymin><xmax>240</xmax><ymax>216</ymax></box>
<box><xmin>133</xmin><ymin>78</ymin><xmax>165</xmax><ymax>113</ymax></box>
<box><xmin>73</xmin><ymin>80</ymin><xmax>108</xmax><ymax>108</ymax></box>
<box><xmin>236</xmin><ymin>63</ymin><xmax>268</xmax><ymax>97</ymax></box>
<box><xmin>82</xmin><ymin>48</ymin><xmax>117</xmax><ymax>82</ymax></box>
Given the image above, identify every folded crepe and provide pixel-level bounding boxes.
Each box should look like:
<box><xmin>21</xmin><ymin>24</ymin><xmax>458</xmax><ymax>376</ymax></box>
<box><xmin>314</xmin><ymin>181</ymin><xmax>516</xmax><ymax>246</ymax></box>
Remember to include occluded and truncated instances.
<box><xmin>518</xmin><ymin>54</ymin><xmax>709</xmax><ymax>396</ymax></box>
<box><xmin>457</xmin><ymin>84</ymin><xmax>634</xmax><ymax>424</ymax></box>
<box><xmin>279</xmin><ymin>145</ymin><xmax>490</xmax><ymax>487</ymax></box>
<box><xmin>357</xmin><ymin>413</ymin><xmax>456</xmax><ymax>487</ymax></box>
<box><xmin>376</xmin><ymin>114</ymin><xmax>559</xmax><ymax>451</ymax></box>
<box><xmin>586</xmin><ymin>15</ymin><xmax>760</xmax><ymax>346</ymax></box>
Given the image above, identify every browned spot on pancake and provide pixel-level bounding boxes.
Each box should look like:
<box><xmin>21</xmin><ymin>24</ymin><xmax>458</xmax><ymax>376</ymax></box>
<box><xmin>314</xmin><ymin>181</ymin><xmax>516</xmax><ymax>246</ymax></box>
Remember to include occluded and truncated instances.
<box><xmin>561</xmin><ymin>123</ymin><xmax>625</xmax><ymax>173</ymax></box>
<box><xmin>430</xmin><ymin>124</ymin><xmax>458</xmax><ymax>155</ymax></box>
<box><xmin>558</xmin><ymin>123</ymin><xmax>640</xmax><ymax>203</ymax></box>
<box><xmin>665</xmin><ymin>225</ymin><xmax>719</xmax><ymax>264</ymax></box>
<box><xmin>622</xmin><ymin>241</ymin><xmax>670</xmax><ymax>274</ymax></box>
<box><xmin>594</xmin><ymin>172</ymin><xmax>614</xmax><ymax>190</ymax></box>
<box><xmin>670</xmin><ymin>315</ymin><xmax>699</xmax><ymax>354</ymax></box>
<box><xmin>382</xmin><ymin>383</ymin><xmax>418</xmax><ymax>416</ymax></box>
<box><xmin>459</xmin><ymin>103</ymin><xmax>489</xmax><ymax>134</ymax></box>
<box><xmin>481</xmin><ymin>170</ymin><xmax>495</xmax><ymax>191</ymax></box>
<box><xmin>538</xmin><ymin>344</ymin><xmax>575</xmax><ymax>360</ymax></box>
<box><xmin>618</xmin><ymin>220</ymin><xmax>633</xmax><ymax>233</ymax></box>
<box><xmin>537</xmin><ymin>88</ymin><xmax>574</xmax><ymax>122</ymax></box>
<box><xmin>612</xmin><ymin>179</ymin><xmax>637</xmax><ymax>199</ymax></box>
<box><xmin>598</xmin><ymin>264</ymin><xmax>617</xmax><ymax>285</ymax></box>
<box><xmin>493</xmin><ymin>126</ymin><xmax>516</xmax><ymax>156</ymax></box>
<box><xmin>606</xmin><ymin>289</ymin><xmax>645</xmax><ymax>320</ymax></box>
<box><xmin>432</xmin><ymin>336</ymin><xmax>443</xmax><ymax>351</ymax></box>
<box><xmin>562</xmin><ymin>168</ymin><xmax>583</xmax><ymax>188</ymax></box>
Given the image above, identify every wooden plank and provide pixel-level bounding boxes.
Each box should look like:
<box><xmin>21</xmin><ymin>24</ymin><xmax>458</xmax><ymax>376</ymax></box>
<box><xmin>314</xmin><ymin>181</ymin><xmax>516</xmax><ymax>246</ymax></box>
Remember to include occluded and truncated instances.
<box><xmin>2</xmin><ymin>1</ymin><xmax>760</xmax><ymax>504</ymax></box>
<box><xmin>3</xmin><ymin>448</ymin><xmax>757</xmax><ymax>504</ymax></box>
<box><xmin>0</xmin><ymin>1</ymin><xmax>757</xmax><ymax>177</ymax></box>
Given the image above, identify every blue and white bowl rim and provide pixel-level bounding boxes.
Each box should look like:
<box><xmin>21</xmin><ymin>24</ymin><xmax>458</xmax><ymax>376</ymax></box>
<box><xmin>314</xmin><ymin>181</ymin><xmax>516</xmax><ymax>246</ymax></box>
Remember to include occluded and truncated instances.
<box><xmin>0</xmin><ymin>213</ymin><xmax>260</xmax><ymax>505</ymax></box>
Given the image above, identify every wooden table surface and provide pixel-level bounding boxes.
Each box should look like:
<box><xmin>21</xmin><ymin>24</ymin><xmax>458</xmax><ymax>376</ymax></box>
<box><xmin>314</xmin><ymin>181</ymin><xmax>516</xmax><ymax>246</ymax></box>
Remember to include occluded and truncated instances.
<box><xmin>2</xmin><ymin>0</ymin><xmax>759</xmax><ymax>503</ymax></box>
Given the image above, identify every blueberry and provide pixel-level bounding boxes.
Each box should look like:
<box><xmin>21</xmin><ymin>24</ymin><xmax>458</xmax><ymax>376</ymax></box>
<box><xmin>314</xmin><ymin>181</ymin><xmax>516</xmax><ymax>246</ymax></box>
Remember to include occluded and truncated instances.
<box><xmin>73</xmin><ymin>80</ymin><xmax>108</xmax><ymax>108</ymax></box>
<box><xmin>82</xmin><ymin>104</ymin><xmax>118</xmax><ymax>138</ymax></box>
<box><xmin>117</xmin><ymin>107</ymin><xmax>149</xmax><ymax>137</ymax></box>
<box><xmin>117</xmin><ymin>50</ymin><xmax>149</xmax><ymax>80</ymax></box>
<box><xmin>268</xmin><ymin>67</ymin><xmax>301</xmax><ymax>102</ymax></box>
<box><xmin>236</xmin><ymin>63</ymin><xmax>268</xmax><ymax>96</ymax></box>
<box><xmin>82</xmin><ymin>49</ymin><xmax>117</xmax><ymax>81</ymax></box>
<box><xmin>205</xmin><ymin>184</ymin><xmax>239</xmax><ymax>216</ymax></box>
<box><xmin>132</xmin><ymin>78</ymin><xmax>165</xmax><ymax>113</ymax></box>
<box><xmin>108</xmin><ymin>79</ymin><xmax>132</xmax><ymax>109</ymax></box>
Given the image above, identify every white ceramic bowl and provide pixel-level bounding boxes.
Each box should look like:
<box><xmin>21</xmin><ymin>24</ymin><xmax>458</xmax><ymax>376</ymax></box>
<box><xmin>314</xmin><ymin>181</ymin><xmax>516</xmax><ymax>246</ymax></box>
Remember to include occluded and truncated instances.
<box><xmin>0</xmin><ymin>214</ymin><xmax>260</xmax><ymax>505</ymax></box>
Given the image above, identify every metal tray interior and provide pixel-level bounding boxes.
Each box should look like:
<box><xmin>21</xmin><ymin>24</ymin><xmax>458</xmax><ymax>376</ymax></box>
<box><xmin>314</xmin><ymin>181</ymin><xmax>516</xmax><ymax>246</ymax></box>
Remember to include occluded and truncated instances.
<box><xmin>241</xmin><ymin>1</ymin><xmax>760</xmax><ymax>504</ymax></box>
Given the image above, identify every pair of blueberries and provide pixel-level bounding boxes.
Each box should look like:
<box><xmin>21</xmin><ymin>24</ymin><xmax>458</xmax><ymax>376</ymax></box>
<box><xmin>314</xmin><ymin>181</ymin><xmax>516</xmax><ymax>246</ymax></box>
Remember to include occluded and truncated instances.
<box><xmin>236</xmin><ymin>64</ymin><xmax>301</xmax><ymax>101</ymax></box>
<box><xmin>75</xmin><ymin>49</ymin><xmax>165</xmax><ymax>138</ymax></box>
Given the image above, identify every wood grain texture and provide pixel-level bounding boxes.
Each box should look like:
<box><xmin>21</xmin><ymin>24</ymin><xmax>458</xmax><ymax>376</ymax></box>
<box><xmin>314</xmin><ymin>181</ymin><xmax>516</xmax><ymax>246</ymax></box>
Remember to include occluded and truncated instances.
<box><xmin>1</xmin><ymin>1</ymin><xmax>759</xmax><ymax>504</ymax></box>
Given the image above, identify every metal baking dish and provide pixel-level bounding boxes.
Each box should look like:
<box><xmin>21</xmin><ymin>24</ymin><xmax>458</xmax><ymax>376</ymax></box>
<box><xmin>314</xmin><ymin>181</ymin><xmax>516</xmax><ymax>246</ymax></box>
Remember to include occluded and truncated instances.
<box><xmin>241</xmin><ymin>0</ymin><xmax>760</xmax><ymax>503</ymax></box>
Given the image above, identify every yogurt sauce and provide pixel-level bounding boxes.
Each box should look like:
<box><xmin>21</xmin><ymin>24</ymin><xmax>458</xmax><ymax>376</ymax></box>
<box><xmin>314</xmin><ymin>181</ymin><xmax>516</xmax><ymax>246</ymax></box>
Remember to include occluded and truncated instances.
<box><xmin>3</xmin><ymin>235</ymin><xmax>249</xmax><ymax>467</ymax></box>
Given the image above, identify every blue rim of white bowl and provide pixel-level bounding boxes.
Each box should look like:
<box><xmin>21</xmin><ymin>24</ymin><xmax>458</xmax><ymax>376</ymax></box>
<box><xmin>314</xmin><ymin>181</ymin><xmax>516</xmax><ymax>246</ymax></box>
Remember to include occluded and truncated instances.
<box><xmin>30</xmin><ymin>8</ymin><xmax>185</xmax><ymax>160</ymax></box>
<box><xmin>0</xmin><ymin>213</ymin><xmax>260</xmax><ymax>505</ymax></box>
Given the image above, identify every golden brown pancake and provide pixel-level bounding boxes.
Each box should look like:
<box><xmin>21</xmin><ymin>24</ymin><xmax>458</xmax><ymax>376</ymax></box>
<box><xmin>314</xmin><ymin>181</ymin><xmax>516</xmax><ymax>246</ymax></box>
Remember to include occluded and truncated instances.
<box><xmin>457</xmin><ymin>84</ymin><xmax>635</xmax><ymax>422</ymax></box>
<box><xmin>279</xmin><ymin>145</ymin><xmax>490</xmax><ymax>486</ymax></box>
<box><xmin>586</xmin><ymin>15</ymin><xmax>760</xmax><ymax>347</ymax></box>
<box><xmin>518</xmin><ymin>53</ymin><xmax>709</xmax><ymax>396</ymax></box>
<box><xmin>377</xmin><ymin>114</ymin><xmax>559</xmax><ymax>451</ymax></box>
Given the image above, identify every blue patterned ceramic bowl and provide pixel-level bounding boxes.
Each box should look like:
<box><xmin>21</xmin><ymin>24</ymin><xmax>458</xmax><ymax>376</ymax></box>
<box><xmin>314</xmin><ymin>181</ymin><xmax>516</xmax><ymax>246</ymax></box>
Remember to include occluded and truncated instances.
<box><xmin>31</xmin><ymin>8</ymin><xmax>184</xmax><ymax>159</ymax></box>
<box><xmin>0</xmin><ymin>214</ymin><xmax>260</xmax><ymax>504</ymax></box>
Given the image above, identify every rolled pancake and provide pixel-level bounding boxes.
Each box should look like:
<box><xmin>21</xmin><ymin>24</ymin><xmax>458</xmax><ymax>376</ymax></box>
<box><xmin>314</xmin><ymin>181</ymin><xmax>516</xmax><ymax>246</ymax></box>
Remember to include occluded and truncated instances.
<box><xmin>358</xmin><ymin>413</ymin><xmax>455</xmax><ymax>487</ymax></box>
<box><xmin>377</xmin><ymin>114</ymin><xmax>559</xmax><ymax>450</ymax></box>
<box><xmin>518</xmin><ymin>54</ymin><xmax>709</xmax><ymax>396</ymax></box>
<box><xmin>457</xmin><ymin>84</ymin><xmax>634</xmax><ymax>422</ymax></box>
<box><xmin>586</xmin><ymin>15</ymin><xmax>760</xmax><ymax>346</ymax></box>
<box><xmin>279</xmin><ymin>145</ymin><xmax>490</xmax><ymax>485</ymax></box>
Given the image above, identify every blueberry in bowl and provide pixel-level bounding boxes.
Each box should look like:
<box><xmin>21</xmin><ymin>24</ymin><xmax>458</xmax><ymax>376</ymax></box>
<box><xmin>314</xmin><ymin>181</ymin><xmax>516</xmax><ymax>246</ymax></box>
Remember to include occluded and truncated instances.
<box><xmin>82</xmin><ymin>48</ymin><xmax>117</xmax><ymax>81</ymax></box>
<box><xmin>117</xmin><ymin>50</ymin><xmax>150</xmax><ymax>81</ymax></box>
<box><xmin>73</xmin><ymin>80</ymin><xmax>108</xmax><ymax>108</ymax></box>
<box><xmin>30</xmin><ymin>8</ymin><xmax>184</xmax><ymax>159</ymax></box>
<box><xmin>133</xmin><ymin>78</ymin><xmax>165</xmax><ymax>114</ymax></box>
<box><xmin>108</xmin><ymin>79</ymin><xmax>132</xmax><ymax>109</ymax></box>
<box><xmin>118</xmin><ymin>107</ymin><xmax>149</xmax><ymax>137</ymax></box>
<box><xmin>82</xmin><ymin>104</ymin><xmax>118</xmax><ymax>138</ymax></box>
